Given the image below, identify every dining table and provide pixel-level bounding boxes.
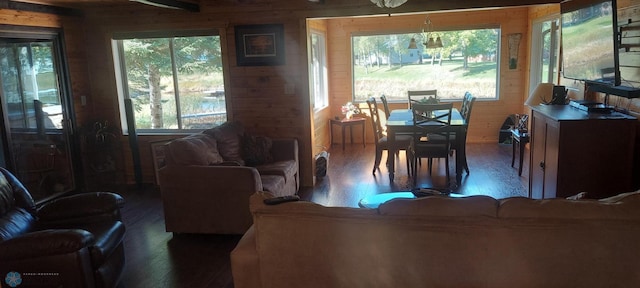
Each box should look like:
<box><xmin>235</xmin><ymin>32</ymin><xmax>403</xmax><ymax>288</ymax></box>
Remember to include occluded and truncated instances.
<box><xmin>386</xmin><ymin>108</ymin><xmax>467</xmax><ymax>186</ymax></box>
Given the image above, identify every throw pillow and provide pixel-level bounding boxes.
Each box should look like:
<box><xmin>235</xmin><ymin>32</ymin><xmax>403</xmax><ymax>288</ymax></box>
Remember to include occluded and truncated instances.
<box><xmin>242</xmin><ymin>134</ymin><xmax>273</xmax><ymax>166</ymax></box>
<box><xmin>166</xmin><ymin>134</ymin><xmax>224</xmax><ymax>166</ymax></box>
<box><xmin>203</xmin><ymin>121</ymin><xmax>245</xmax><ymax>165</ymax></box>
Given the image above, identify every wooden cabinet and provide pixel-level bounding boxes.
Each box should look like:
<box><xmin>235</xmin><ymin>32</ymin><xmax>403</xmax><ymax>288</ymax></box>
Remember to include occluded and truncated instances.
<box><xmin>529</xmin><ymin>105</ymin><xmax>637</xmax><ymax>199</ymax></box>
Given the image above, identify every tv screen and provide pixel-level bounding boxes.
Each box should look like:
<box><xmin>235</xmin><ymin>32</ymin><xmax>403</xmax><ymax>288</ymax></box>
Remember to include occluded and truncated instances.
<box><xmin>561</xmin><ymin>0</ymin><xmax>619</xmax><ymax>86</ymax></box>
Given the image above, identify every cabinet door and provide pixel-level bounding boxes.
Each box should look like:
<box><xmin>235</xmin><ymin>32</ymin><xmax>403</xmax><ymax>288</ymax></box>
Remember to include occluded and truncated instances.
<box><xmin>529</xmin><ymin>111</ymin><xmax>546</xmax><ymax>199</ymax></box>
<box><xmin>542</xmin><ymin>120</ymin><xmax>559</xmax><ymax>198</ymax></box>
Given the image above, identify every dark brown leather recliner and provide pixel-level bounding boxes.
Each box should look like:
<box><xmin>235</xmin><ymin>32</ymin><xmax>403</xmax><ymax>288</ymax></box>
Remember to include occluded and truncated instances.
<box><xmin>0</xmin><ymin>167</ymin><xmax>126</xmax><ymax>288</ymax></box>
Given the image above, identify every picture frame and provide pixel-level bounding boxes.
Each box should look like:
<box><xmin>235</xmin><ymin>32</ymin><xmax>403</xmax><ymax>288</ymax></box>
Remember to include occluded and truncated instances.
<box><xmin>235</xmin><ymin>24</ymin><xmax>285</xmax><ymax>66</ymax></box>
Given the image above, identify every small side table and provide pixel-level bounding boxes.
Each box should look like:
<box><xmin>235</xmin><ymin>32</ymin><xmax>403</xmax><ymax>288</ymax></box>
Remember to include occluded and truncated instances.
<box><xmin>330</xmin><ymin>117</ymin><xmax>366</xmax><ymax>151</ymax></box>
<box><xmin>510</xmin><ymin>129</ymin><xmax>529</xmax><ymax>176</ymax></box>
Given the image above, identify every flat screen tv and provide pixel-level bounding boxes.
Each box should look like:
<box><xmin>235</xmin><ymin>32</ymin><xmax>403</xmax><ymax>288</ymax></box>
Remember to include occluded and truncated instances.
<box><xmin>561</xmin><ymin>0</ymin><xmax>619</xmax><ymax>86</ymax></box>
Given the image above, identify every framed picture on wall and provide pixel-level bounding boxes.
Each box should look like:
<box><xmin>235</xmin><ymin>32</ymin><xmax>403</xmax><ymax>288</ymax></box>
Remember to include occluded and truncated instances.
<box><xmin>235</xmin><ymin>24</ymin><xmax>285</xmax><ymax>66</ymax></box>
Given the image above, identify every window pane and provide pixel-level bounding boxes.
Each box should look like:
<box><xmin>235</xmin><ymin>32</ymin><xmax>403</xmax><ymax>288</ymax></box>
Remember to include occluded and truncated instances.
<box><xmin>1</xmin><ymin>42</ymin><xmax>62</xmax><ymax>129</ymax></box>
<box><xmin>174</xmin><ymin>36</ymin><xmax>226</xmax><ymax>129</ymax></box>
<box><xmin>119</xmin><ymin>34</ymin><xmax>226</xmax><ymax>132</ymax></box>
<box><xmin>352</xmin><ymin>28</ymin><xmax>499</xmax><ymax>102</ymax></box>
<box><xmin>311</xmin><ymin>32</ymin><xmax>328</xmax><ymax>109</ymax></box>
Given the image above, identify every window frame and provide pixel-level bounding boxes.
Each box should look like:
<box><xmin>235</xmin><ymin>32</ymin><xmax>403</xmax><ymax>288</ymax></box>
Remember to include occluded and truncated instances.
<box><xmin>529</xmin><ymin>14</ymin><xmax>561</xmax><ymax>95</ymax></box>
<box><xmin>350</xmin><ymin>25</ymin><xmax>502</xmax><ymax>103</ymax></box>
<box><xmin>310</xmin><ymin>29</ymin><xmax>329</xmax><ymax>111</ymax></box>
<box><xmin>112</xmin><ymin>29</ymin><xmax>228</xmax><ymax>135</ymax></box>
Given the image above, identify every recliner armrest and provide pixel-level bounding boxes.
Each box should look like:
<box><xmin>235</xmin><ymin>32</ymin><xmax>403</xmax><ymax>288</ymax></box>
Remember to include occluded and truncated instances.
<box><xmin>37</xmin><ymin>192</ymin><xmax>125</xmax><ymax>224</ymax></box>
<box><xmin>0</xmin><ymin>229</ymin><xmax>94</xmax><ymax>261</ymax></box>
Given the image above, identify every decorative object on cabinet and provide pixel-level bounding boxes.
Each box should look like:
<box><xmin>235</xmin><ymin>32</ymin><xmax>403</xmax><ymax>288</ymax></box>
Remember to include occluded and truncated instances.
<box><xmin>525</xmin><ymin>83</ymin><xmax>554</xmax><ymax>107</ymax></box>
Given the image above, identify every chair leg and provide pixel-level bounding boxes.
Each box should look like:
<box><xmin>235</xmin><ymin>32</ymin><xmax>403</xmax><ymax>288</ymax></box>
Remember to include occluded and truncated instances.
<box><xmin>463</xmin><ymin>156</ymin><xmax>470</xmax><ymax>174</ymax></box>
<box><xmin>373</xmin><ymin>148</ymin><xmax>383</xmax><ymax>174</ymax></box>
<box><xmin>412</xmin><ymin>154</ymin><xmax>418</xmax><ymax>187</ymax></box>
<box><xmin>428</xmin><ymin>158</ymin><xmax>433</xmax><ymax>175</ymax></box>
<box><xmin>405</xmin><ymin>150</ymin><xmax>410</xmax><ymax>178</ymax></box>
<box><xmin>445</xmin><ymin>156</ymin><xmax>450</xmax><ymax>186</ymax></box>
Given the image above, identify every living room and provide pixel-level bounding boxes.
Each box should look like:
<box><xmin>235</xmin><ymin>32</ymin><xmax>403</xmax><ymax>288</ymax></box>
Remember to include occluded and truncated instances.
<box><xmin>1</xmin><ymin>0</ymin><xmax>640</xmax><ymax>286</ymax></box>
<box><xmin>0</xmin><ymin>0</ymin><xmax>638</xmax><ymax>192</ymax></box>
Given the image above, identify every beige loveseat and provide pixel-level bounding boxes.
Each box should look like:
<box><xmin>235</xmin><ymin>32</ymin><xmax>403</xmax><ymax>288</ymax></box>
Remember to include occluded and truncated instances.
<box><xmin>159</xmin><ymin>121</ymin><xmax>299</xmax><ymax>234</ymax></box>
<box><xmin>231</xmin><ymin>191</ymin><xmax>640</xmax><ymax>287</ymax></box>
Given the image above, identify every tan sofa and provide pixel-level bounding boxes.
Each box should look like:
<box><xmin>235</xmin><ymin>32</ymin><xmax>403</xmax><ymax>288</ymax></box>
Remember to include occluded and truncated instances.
<box><xmin>231</xmin><ymin>191</ymin><xmax>640</xmax><ymax>288</ymax></box>
<box><xmin>158</xmin><ymin>121</ymin><xmax>299</xmax><ymax>234</ymax></box>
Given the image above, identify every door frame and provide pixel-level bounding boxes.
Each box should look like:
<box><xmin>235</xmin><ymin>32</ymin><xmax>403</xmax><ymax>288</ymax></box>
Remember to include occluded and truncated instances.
<box><xmin>0</xmin><ymin>24</ymin><xmax>82</xmax><ymax>199</ymax></box>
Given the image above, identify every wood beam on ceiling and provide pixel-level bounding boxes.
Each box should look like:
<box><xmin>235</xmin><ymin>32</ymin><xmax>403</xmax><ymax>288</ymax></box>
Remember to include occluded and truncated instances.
<box><xmin>1</xmin><ymin>1</ymin><xmax>82</xmax><ymax>16</ymax></box>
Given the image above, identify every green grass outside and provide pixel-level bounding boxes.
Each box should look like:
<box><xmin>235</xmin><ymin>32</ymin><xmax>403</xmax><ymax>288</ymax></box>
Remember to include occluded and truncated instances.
<box><xmin>354</xmin><ymin>59</ymin><xmax>497</xmax><ymax>102</ymax></box>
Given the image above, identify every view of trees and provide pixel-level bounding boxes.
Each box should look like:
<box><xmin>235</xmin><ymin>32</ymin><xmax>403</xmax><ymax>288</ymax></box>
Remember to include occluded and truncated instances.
<box><xmin>121</xmin><ymin>35</ymin><xmax>225</xmax><ymax>130</ymax></box>
<box><xmin>352</xmin><ymin>28</ymin><xmax>500</xmax><ymax>102</ymax></box>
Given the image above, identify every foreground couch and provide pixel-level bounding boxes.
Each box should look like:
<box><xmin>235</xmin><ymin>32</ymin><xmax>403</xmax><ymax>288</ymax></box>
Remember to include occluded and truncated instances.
<box><xmin>231</xmin><ymin>190</ymin><xmax>640</xmax><ymax>288</ymax></box>
<box><xmin>159</xmin><ymin>121</ymin><xmax>299</xmax><ymax>234</ymax></box>
<box><xmin>0</xmin><ymin>167</ymin><xmax>126</xmax><ymax>288</ymax></box>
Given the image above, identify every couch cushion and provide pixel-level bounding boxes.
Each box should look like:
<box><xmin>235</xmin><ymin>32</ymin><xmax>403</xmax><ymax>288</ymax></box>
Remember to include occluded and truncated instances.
<box><xmin>498</xmin><ymin>191</ymin><xmax>640</xmax><ymax>220</ymax></box>
<box><xmin>260</xmin><ymin>175</ymin><xmax>286</xmax><ymax>197</ymax></box>
<box><xmin>378</xmin><ymin>195</ymin><xmax>499</xmax><ymax>218</ymax></box>
<box><xmin>242</xmin><ymin>134</ymin><xmax>273</xmax><ymax>166</ymax></box>
<box><xmin>203</xmin><ymin>121</ymin><xmax>245</xmax><ymax>165</ymax></box>
<box><xmin>255</xmin><ymin>160</ymin><xmax>297</xmax><ymax>183</ymax></box>
<box><xmin>165</xmin><ymin>134</ymin><xmax>223</xmax><ymax>166</ymax></box>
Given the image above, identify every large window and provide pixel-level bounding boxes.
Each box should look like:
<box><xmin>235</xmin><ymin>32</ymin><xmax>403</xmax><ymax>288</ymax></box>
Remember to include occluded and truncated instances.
<box><xmin>352</xmin><ymin>27</ymin><xmax>500</xmax><ymax>102</ymax></box>
<box><xmin>310</xmin><ymin>31</ymin><xmax>328</xmax><ymax>110</ymax></box>
<box><xmin>113</xmin><ymin>31</ymin><xmax>226</xmax><ymax>133</ymax></box>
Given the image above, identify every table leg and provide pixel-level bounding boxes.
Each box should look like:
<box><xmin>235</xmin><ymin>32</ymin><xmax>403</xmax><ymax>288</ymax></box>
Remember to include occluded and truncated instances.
<box><xmin>349</xmin><ymin>125</ymin><xmax>354</xmax><ymax>145</ymax></box>
<box><xmin>518</xmin><ymin>140</ymin><xmax>525</xmax><ymax>176</ymax></box>
<box><xmin>511</xmin><ymin>136</ymin><xmax>516</xmax><ymax>167</ymax></box>
<box><xmin>330</xmin><ymin>122</ymin><xmax>334</xmax><ymax>148</ymax></box>
<box><xmin>361</xmin><ymin>121</ymin><xmax>366</xmax><ymax>148</ymax></box>
<box><xmin>342</xmin><ymin>125</ymin><xmax>346</xmax><ymax>151</ymax></box>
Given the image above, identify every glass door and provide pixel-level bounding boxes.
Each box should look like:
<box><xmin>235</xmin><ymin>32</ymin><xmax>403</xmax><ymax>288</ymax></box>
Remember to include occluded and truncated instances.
<box><xmin>0</xmin><ymin>32</ymin><xmax>76</xmax><ymax>203</ymax></box>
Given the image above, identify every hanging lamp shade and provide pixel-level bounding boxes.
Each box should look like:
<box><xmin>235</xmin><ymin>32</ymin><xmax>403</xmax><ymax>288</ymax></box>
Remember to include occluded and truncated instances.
<box><xmin>370</xmin><ymin>0</ymin><xmax>407</xmax><ymax>8</ymax></box>
<box><xmin>408</xmin><ymin>38</ymin><xmax>418</xmax><ymax>49</ymax></box>
<box><xmin>434</xmin><ymin>36</ymin><xmax>443</xmax><ymax>48</ymax></box>
<box><xmin>425</xmin><ymin>37</ymin><xmax>437</xmax><ymax>49</ymax></box>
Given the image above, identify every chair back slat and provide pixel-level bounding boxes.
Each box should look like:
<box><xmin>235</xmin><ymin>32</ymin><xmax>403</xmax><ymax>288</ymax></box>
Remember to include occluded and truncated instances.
<box><xmin>460</xmin><ymin>91</ymin><xmax>476</xmax><ymax>124</ymax></box>
<box><xmin>380</xmin><ymin>95</ymin><xmax>391</xmax><ymax>120</ymax></box>
<box><xmin>408</xmin><ymin>90</ymin><xmax>438</xmax><ymax>109</ymax></box>
<box><xmin>366</xmin><ymin>97</ymin><xmax>385</xmax><ymax>142</ymax></box>
<box><xmin>411</xmin><ymin>102</ymin><xmax>453</xmax><ymax>144</ymax></box>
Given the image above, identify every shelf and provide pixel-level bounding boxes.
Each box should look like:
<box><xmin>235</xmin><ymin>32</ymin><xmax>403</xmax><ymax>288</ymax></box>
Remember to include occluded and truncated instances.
<box><xmin>587</xmin><ymin>82</ymin><xmax>640</xmax><ymax>98</ymax></box>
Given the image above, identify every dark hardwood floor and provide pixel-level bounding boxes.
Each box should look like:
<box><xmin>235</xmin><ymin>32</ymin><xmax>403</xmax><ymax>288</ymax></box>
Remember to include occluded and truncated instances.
<box><xmin>117</xmin><ymin>142</ymin><xmax>528</xmax><ymax>288</ymax></box>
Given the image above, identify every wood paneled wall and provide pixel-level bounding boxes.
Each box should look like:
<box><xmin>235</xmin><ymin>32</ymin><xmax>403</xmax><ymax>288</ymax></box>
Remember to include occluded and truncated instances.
<box><xmin>325</xmin><ymin>8</ymin><xmax>532</xmax><ymax>144</ymax></box>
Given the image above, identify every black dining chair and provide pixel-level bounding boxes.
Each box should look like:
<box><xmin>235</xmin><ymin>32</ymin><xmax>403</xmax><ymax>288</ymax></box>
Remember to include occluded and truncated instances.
<box><xmin>424</xmin><ymin>91</ymin><xmax>476</xmax><ymax>174</ymax></box>
<box><xmin>366</xmin><ymin>97</ymin><xmax>412</xmax><ymax>175</ymax></box>
<box><xmin>454</xmin><ymin>91</ymin><xmax>476</xmax><ymax>173</ymax></box>
<box><xmin>409</xmin><ymin>102</ymin><xmax>453</xmax><ymax>186</ymax></box>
